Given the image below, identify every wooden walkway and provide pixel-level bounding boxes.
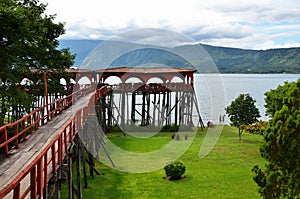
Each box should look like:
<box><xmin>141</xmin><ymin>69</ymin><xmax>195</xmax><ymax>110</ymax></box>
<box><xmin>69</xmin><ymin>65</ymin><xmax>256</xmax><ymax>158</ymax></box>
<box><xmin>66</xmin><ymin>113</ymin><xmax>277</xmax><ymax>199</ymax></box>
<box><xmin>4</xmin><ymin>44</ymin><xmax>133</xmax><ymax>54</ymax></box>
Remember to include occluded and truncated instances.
<box><xmin>0</xmin><ymin>92</ymin><xmax>94</xmax><ymax>198</ymax></box>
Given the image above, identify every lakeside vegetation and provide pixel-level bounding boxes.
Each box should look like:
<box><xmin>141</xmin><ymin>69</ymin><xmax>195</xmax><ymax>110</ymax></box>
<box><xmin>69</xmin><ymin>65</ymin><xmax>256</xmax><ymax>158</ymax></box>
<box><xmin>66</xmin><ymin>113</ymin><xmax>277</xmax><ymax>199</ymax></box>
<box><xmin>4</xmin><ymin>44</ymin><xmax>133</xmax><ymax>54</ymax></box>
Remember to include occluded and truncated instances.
<box><xmin>61</xmin><ymin>126</ymin><xmax>265</xmax><ymax>198</ymax></box>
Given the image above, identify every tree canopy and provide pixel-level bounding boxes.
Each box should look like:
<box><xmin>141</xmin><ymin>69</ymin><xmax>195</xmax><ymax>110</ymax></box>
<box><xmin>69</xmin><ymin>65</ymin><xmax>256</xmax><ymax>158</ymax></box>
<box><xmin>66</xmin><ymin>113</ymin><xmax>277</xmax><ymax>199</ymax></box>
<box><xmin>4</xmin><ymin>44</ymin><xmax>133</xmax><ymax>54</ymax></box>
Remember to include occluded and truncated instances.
<box><xmin>264</xmin><ymin>80</ymin><xmax>296</xmax><ymax>117</ymax></box>
<box><xmin>0</xmin><ymin>0</ymin><xmax>74</xmax><ymax>125</ymax></box>
<box><xmin>253</xmin><ymin>79</ymin><xmax>300</xmax><ymax>198</ymax></box>
<box><xmin>225</xmin><ymin>93</ymin><xmax>260</xmax><ymax>139</ymax></box>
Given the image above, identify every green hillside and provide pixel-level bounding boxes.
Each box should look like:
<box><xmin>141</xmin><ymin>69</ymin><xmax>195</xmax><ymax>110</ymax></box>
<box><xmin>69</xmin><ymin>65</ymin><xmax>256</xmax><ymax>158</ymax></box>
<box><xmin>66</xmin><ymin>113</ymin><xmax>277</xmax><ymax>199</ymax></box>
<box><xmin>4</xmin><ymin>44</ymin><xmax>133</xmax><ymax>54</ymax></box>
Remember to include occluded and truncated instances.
<box><xmin>201</xmin><ymin>44</ymin><xmax>300</xmax><ymax>73</ymax></box>
<box><xmin>59</xmin><ymin>40</ymin><xmax>300</xmax><ymax>73</ymax></box>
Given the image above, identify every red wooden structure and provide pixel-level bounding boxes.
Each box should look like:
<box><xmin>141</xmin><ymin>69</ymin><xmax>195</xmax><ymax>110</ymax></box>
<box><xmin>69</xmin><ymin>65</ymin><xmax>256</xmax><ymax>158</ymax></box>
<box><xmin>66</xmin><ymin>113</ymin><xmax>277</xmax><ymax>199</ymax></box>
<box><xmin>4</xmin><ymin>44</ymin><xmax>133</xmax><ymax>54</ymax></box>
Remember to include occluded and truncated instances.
<box><xmin>95</xmin><ymin>67</ymin><xmax>204</xmax><ymax>131</ymax></box>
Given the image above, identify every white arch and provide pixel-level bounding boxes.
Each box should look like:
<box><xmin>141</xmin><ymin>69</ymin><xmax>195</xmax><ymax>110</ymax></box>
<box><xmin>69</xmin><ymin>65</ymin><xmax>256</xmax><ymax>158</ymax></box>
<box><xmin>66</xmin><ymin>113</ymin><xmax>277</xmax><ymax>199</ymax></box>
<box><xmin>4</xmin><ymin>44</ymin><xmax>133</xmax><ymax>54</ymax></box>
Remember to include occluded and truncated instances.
<box><xmin>104</xmin><ymin>76</ymin><xmax>122</xmax><ymax>85</ymax></box>
<box><xmin>78</xmin><ymin>76</ymin><xmax>91</xmax><ymax>85</ymax></box>
<box><xmin>170</xmin><ymin>76</ymin><xmax>184</xmax><ymax>83</ymax></box>
<box><xmin>125</xmin><ymin>77</ymin><xmax>143</xmax><ymax>84</ymax></box>
<box><xmin>147</xmin><ymin>77</ymin><xmax>164</xmax><ymax>84</ymax></box>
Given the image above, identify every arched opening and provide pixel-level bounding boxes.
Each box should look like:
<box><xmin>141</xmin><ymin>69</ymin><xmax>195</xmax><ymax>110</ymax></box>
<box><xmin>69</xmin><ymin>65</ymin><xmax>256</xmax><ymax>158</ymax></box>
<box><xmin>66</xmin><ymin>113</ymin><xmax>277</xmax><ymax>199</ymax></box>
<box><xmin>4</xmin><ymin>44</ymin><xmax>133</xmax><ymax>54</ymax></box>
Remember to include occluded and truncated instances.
<box><xmin>104</xmin><ymin>76</ymin><xmax>122</xmax><ymax>85</ymax></box>
<box><xmin>147</xmin><ymin>77</ymin><xmax>164</xmax><ymax>84</ymax></box>
<box><xmin>124</xmin><ymin>76</ymin><xmax>144</xmax><ymax>84</ymax></box>
<box><xmin>78</xmin><ymin>76</ymin><xmax>91</xmax><ymax>88</ymax></box>
<box><xmin>170</xmin><ymin>76</ymin><xmax>184</xmax><ymax>83</ymax></box>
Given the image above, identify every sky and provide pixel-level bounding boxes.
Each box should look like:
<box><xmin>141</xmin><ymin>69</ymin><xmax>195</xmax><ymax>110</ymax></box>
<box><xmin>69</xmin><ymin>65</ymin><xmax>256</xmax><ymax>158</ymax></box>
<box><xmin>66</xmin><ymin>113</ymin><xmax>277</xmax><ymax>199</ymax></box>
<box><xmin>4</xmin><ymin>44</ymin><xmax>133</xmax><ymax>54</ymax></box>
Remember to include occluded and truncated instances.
<box><xmin>41</xmin><ymin>0</ymin><xmax>300</xmax><ymax>50</ymax></box>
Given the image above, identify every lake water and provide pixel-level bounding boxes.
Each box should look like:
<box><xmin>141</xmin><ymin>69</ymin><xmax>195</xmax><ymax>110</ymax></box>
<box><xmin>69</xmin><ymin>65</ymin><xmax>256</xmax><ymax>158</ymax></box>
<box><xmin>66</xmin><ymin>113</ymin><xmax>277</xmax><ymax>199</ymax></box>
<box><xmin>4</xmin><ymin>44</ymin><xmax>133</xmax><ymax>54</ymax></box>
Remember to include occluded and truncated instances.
<box><xmin>194</xmin><ymin>73</ymin><xmax>300</xmax><ymax>124</ymax></box>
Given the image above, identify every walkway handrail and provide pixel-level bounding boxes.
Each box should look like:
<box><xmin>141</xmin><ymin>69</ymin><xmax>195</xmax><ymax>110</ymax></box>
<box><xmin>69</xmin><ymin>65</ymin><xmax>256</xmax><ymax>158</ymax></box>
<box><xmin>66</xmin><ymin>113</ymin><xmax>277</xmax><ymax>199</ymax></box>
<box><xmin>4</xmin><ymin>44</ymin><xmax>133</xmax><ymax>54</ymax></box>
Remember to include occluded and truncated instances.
<box><xmin>107</xmin><ymin>82</ymin><xmax>194</xmax><ymax>93</ymax></box>
<box><xmin>95</xmin><ymin>85</ymin><xmax>113</xmax><ymax>102</ymax></box>
<box><xmin>0</xmin><ymin>85</ymin><xmax>96</xmax><ymax>155</ymax></box>
<box><xmin>95</xmin><ymin>83</ymin><xmax>193</xmax><ymax>102</ymax></box>
<box><xmin>0</xmin><ymin>89</ymin><xmax>95</xmax><ymax>198</ymax></box>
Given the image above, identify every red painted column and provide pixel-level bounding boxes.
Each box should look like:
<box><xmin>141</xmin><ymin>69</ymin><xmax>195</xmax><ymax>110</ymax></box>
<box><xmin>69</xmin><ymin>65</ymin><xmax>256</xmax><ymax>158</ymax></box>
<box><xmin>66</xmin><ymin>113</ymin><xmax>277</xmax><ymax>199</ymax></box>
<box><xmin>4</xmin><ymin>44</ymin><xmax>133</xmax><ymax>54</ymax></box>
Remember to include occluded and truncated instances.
<box><xmin>43</xmin><ymin>72</ymin><xmax>49</xmax><ymax>121</ymax></box>
<box><xmin>13</xmin><ymin>183</ymin><xmax>20</xmax><ymax>199</ymax></box>
<box><xmin>37</xmin><ymin>160</ymin><xmax>43</xmax><ymax>197</ymax></box>
<box><xmin>30</xmin><ymin>167</ymin><xmax>37</xmax><ymax>199</ymax></box>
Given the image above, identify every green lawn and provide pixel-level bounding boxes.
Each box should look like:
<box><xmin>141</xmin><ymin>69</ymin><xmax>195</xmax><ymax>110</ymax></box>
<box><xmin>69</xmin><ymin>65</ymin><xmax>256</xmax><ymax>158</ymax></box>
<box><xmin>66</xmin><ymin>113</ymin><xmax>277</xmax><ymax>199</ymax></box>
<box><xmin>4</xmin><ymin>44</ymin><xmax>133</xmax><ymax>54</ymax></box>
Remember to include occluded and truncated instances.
<box><xmin>61</xmin><ymin>125</ymin><xmax>265</xmax><ymax>199</ymax></box>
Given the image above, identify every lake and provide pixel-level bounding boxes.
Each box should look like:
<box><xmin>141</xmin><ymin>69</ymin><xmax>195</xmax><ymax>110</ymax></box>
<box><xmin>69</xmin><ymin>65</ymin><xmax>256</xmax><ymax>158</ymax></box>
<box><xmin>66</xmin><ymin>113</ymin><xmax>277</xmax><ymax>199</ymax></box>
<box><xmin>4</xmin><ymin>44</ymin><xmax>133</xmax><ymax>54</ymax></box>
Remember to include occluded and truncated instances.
<box><xmin>194</xmin><ymin>73</ymin><xmax>300</xmax><ymax>125</ymax></box>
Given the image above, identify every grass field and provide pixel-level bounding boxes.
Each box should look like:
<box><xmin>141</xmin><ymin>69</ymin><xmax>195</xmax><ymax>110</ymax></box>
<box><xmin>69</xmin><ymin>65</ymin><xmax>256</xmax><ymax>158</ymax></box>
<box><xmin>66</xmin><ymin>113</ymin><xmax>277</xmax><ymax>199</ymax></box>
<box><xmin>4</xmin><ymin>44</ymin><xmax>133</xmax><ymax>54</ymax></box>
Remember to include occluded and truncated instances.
<box><xmin>61</xmin><ymin>125</ymin><xmax>265</xmax><ymax>199</ymax></box>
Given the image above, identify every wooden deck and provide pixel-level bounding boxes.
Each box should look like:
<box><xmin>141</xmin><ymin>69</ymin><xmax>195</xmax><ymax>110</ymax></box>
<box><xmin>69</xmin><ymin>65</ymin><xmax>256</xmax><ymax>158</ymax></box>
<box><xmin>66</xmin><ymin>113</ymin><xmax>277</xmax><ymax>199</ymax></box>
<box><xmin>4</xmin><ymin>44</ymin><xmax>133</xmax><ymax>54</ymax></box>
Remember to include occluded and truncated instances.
<box><xmin>0</xmin><ymin>92</ymin><xmax>94</xmax><ymax>198</ymax></box>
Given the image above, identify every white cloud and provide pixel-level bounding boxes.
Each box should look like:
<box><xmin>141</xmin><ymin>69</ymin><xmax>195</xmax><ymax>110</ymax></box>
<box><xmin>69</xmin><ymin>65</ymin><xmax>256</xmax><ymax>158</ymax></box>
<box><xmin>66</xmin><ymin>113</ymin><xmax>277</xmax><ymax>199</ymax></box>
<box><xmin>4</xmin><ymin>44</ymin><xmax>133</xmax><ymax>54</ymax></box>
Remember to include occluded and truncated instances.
<box><xmin>254</xmin><ymin>40</ymin><xmax>300</xmax><ymax>50</ymax></box>
<box><xmin>41</xmin><ymin>0</ymin><xmax>300</xmax><ymax>49</ymax></box>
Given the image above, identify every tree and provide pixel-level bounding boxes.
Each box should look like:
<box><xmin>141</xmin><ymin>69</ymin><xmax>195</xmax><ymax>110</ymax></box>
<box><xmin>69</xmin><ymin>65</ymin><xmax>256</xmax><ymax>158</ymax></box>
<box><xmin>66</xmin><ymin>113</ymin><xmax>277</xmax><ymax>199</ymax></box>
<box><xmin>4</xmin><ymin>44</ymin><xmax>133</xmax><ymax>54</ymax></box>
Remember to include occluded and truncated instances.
<box><xmin>225</xmin><ymin>93</ymin><xmax>260</xmax><ymax>140</ymax></box>
<box><xmin>264</xmin><ymin>81</ymin><xmax>294</xmax><ymax>117</ymax></box>
<box><xmin>253</xmin><ymin>79</ymin><xmax>300</xmax><ymax>198</ymax></box>
<box><xmin>0</xmin><ymin>0</ymin><xmax>74</xmax><ymax>125</ymax></box>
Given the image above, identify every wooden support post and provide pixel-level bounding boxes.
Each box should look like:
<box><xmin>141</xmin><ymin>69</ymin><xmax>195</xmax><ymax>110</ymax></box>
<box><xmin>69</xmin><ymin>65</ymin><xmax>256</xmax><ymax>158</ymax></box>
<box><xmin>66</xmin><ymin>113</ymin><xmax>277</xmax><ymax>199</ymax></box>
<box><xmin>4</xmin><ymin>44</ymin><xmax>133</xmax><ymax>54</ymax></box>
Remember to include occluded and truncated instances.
<box><xmin>126</xmin><ymin>93</ymin><xmax>129</xmax><ymax>125</ymax></box>
<box><xmin>157</xmin><ymin>93</ymin><xmax>162</xmax><ymax>126</ymax></box>
<box><xmin>166</xmin><ymin>91</ymin><xmax>170</xmax><ymax>126</ymax></box>
<box><xmin>108</xmin><ymin>93</ymin><xmax>112</xmax><ymax>129</ymax></box>
<box><xmin>68</xmin><ymin>149</ymin><xmax>73</xmax><ymax>199</ymax></box>
<box><xmin>183</xmin><ymin>92</ymin><xmax>187</xmax><ymax>125</ymax></box>
<box><xmin>189</xmin><ymin>92</ymin><xmax>194</xmax><ymax>127</ymax></box>
<box><xmin>146</xmin><ymin>93</ymin><xmax>150</xmax><ymax>125</ymax></box>
<box><xmin>43</xmin><ymin>72</ymin><xmax>49</xmax><ymax>122</ymax></box>
<box><xmin>152</xmin><ymin>93</ymin><xmax>156</xmax><ymax>126</ymax></box>
<box><xmin>141</xmin><ymin>92</ymin><xmax>146</xmax><ymax>126</ymax></box>
<box><xmin>43</xmin><ymin>153</ymin><xmax>48</xmax><ymax>199</ymax></box>
<box><xmin>4</xmin><ymin>127</ymin><xmax>8</xmax><ymax>155</ymax></box>
<box><xmin>82</xmin><ymin>144</ymin><xmax>88</xmax><ymax>189</ymax></box>
<box><xmin>161</xmin><ymin>92</ymin><xmax>166</xmax><ymax>126</ymax></box>
<box><xmin>102</xmin><ymin>96</ymin><xmax>107</xmax><ymax>132</ymax></box>
<box><xmin>89</xmin><ymin>153</ymin><xmax>94</xmax><ymax>179</ymax></box>
<box><xmin>193</xmin><ymin>94</ymin><xmax>204</xmax><ymax>129</ymax></box>
<box><xmin>37</xmin><ymin>159</ymin><xmax>43</xmax><ymax>197</ymax></box>
<box><xmin>30</xmin><ymin>167</ymin><xmax>37</xmax><ymax>199</ymax></box>
<box><xmin>14</xmin><ymin>124</ymin><xmax>19</xmax><ymax>149</ymax></box>
<box><xmin>121</xmin><ymin>92</ymin><xmax>125</xmax><ymax>129</ymax></box>
<box><xmin>22</xmin><ymin>120</ymin><xmax>26</xmax><ymax>141</ymax></box>
<box><xmin>51</xmin><ymin>145</ymin><xmax>56</xmax><ymax>174</ymax></box>
<box><xmin>179</xmin><ymin>91</ymin><xmax>182</xmax><ymax>126</ymax></box>
<box><xmin>64</xmin><ymin>130</ymin><xmax>68</xmax><ymax>153</ymax></box>
<box><xmin>58</xmin><ymin>137</ymin><xmax>62</xmax><ymax>165</ymax></box>
<box><xmin>131</xmin><ymin>92</ymin><xmax>136</xmax><ymax>125</ymax></box>
<box><xmin>175</xmin><ymin>91</ymin><xmax>178</xmax><ymax>126</ymax></box>
<box><xmin>13</xmin><ymin>183</ymin><xmax>20</xmax><ymax>199</ymax></box>
<box><xmin>76</xmin><ymin>136</ymin><xmax>82</xmax><ymax>199</ymax></box>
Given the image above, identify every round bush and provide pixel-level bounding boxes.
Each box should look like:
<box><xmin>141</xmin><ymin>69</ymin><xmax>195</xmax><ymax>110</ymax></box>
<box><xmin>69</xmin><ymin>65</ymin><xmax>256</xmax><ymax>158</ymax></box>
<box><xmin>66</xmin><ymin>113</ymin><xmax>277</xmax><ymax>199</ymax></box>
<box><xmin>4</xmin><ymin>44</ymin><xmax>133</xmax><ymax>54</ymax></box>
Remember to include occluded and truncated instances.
<box><xmin>164</xmin><ymin>161</ymin><xmax>186</xmax><ymax>180</ymax></box>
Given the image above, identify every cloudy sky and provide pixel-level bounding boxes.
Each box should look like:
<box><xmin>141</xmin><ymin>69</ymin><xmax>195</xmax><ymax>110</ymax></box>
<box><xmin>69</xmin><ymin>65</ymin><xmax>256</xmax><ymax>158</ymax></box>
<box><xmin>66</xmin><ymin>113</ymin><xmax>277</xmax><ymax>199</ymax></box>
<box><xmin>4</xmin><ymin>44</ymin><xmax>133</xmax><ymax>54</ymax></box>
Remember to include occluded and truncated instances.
<box><xmin>41</xmin><ymin>0</ymin><xmax>300</xmax><ymax>50</ymax></box>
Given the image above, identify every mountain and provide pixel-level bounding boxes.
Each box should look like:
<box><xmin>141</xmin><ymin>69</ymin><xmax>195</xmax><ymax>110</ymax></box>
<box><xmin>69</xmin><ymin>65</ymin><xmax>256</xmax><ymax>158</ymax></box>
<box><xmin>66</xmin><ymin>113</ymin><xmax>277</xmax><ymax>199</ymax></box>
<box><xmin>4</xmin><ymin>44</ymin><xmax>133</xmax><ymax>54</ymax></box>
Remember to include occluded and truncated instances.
<box><xmin>59</xmin><ymin>39</ymin><xmax>300</xmax><ymax>73</ymax></box>
<box><xmin>58</xmin><ymin>40</ymin><xmax>102</xmax><ymax>69</ymax></box>
<box><xmin>200</xmin><ymin>44</ymin><xmax>300</xmax><ymax>73</ymax></box>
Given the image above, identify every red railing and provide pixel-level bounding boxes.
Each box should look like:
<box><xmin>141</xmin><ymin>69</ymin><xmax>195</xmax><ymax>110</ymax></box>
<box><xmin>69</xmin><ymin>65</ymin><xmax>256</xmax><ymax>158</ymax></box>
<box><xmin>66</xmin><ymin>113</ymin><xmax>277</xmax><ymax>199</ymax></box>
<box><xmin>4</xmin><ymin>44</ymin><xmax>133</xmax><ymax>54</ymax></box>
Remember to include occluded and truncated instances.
<box><xmin>95</xmin><ymin>85</ymin><xmax>113</xmax><ymax>102</ymax></box>
<box><xmin>0</xmin><ymin>86</ymin><xmax>96</xmax><ymax>155</ymax></box>
<box><xmin>0</xmin><ymin>88</ymin><xmax>95</xmax><ymax>198</ymax></box>
<box><xmin>95</xmin><ymin>83</ymin><xmax>193</xmax><ymax>101</ymax></box>
<box><xmin>111</xmin><ymin>82</ymin><xmax>194</xmax><ymax>93</ymax></box>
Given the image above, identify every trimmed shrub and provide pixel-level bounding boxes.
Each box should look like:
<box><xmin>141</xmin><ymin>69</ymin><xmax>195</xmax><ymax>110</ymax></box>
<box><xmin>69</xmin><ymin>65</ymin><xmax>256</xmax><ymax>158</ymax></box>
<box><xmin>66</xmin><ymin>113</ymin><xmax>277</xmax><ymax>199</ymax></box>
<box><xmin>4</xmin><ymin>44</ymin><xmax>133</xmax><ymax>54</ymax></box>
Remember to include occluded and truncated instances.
<box><xmin>164</xmin><ymin>161</ymin><xmax>186</xmax><ymax>180</ymax></box>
